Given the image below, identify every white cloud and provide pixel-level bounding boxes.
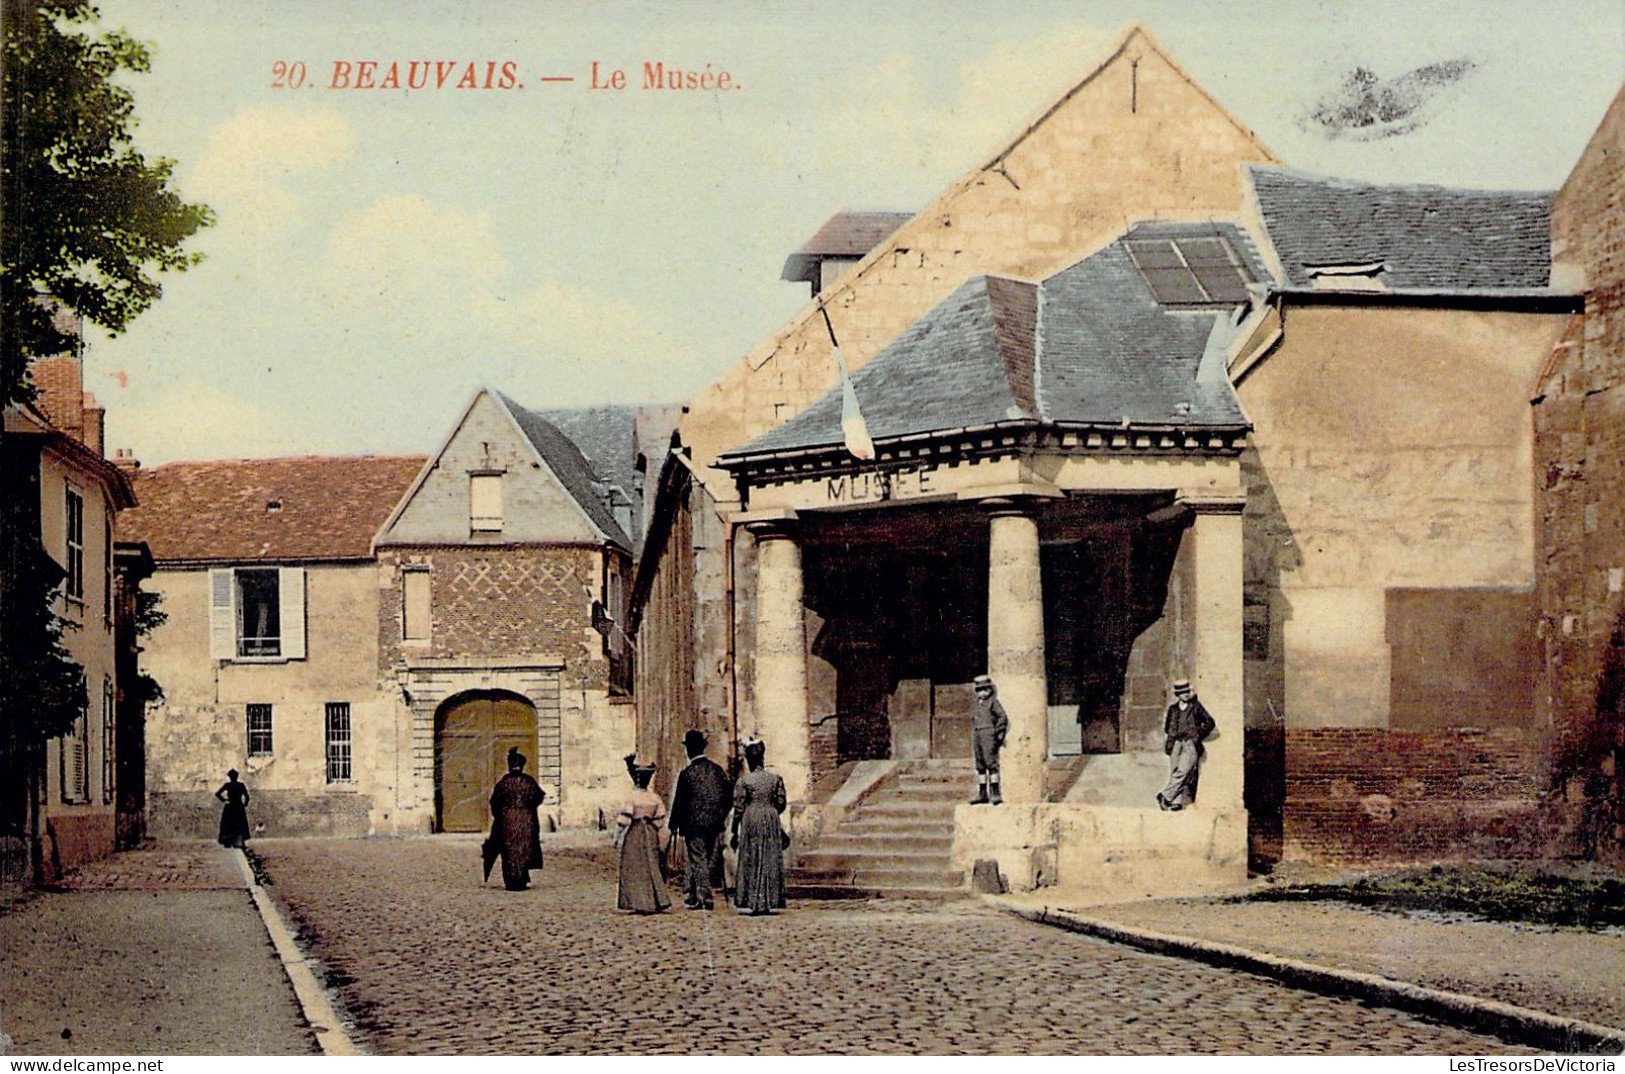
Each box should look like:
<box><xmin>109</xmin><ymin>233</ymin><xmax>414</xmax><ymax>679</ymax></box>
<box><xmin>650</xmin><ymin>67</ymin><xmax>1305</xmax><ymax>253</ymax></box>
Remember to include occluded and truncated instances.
<box><xmin>811</xmin><ymin>27</ymin><xmax>1109</xmax><ymax>193</ymax></box>
<box><xmin>104</xmin><ymin>381</ymin><xmax>291</xmax><ymax>464</ymax></box>
<box><xmin>318</xmin><ymin>194</ymin><xmax>699</xmax><ymax>405</ymax></box>
<box><xmin>189</xmin><ymin>104</ymin><xmax>356</xmax><ymax>247</ymax></box>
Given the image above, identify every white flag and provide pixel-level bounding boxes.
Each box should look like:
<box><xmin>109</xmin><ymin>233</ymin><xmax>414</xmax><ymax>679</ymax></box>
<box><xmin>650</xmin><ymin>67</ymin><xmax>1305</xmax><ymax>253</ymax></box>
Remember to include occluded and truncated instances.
<box><xmin>835</xmin><ymin>348</ymin><xmax>875</xmax><ymax>461</ymax></box>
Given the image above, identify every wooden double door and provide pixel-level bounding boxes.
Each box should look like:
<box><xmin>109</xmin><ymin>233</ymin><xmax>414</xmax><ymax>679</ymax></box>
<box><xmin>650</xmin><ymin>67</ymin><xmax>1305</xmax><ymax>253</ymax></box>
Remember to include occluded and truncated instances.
<box><xmin>436</xmin><ymin>692</ymin><xmax>537</xmax><ymax>832</ymax></box>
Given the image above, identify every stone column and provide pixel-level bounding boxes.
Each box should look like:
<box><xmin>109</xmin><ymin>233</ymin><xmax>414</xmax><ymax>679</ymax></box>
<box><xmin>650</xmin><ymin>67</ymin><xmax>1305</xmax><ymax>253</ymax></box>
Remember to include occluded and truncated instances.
<box><xmin>748</xmin><ymin>519</ymin><xmax>812</xmax><ymax>803</ymax></box>
<box><xmin>984</xmin><ymin>500</ymin><xmax>1047</xmax><ymax>803</ymax></box>
<box><xmin>1185</xmin><ymin>498</ymin><xmax>1245</xmax><ymax>812</ymax></box>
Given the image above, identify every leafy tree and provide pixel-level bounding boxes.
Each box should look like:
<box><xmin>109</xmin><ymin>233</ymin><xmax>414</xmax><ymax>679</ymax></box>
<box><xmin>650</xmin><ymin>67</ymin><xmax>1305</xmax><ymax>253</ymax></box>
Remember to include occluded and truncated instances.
<box><xmin>1</xmin><ymin>0</ymin><xmax>208</xmax><ymax>879</ymax></box>
<box><xmin>2</xmin><ymin>0</ymin><xmax>213</xmax><ymax>408</ymax></box>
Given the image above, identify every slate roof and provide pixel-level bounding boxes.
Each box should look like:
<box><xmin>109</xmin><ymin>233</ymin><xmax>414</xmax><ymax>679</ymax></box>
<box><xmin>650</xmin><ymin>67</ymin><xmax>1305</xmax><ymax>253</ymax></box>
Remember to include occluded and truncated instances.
<box><xmin>726</xmin><ymin>224</ymin><xmax>1259</xmax><ymax>462</ymax></box>
<box><xmin>123</xmin><ymin>455</ymin><xmax>426</xmax><ymax>564</ymax></box>
<box><xmin>499</xmin><ymin>395</ymin><xmax>633</xmax><ymax>550</ymax></box>
<box><xmin>540</xmin><ymin>405</ymin><xmax>639</xmax><ymax>509</ymax></box>
<box><xmin>782</xmin><ymin>211</ymin><xmax>915</xmax><ymax>284</ymax></box>
<box><xmin>1247</xmin><ymin>166</ymin><xmax>1552</xmax><ymax>290</ymax></box>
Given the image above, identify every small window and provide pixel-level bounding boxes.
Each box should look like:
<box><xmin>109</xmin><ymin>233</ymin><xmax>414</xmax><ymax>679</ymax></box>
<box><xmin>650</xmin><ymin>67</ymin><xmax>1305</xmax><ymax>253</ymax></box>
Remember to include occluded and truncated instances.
<box><xmin>247</xmin><ymin>703</ymin><xmax>274</xmax><ymax>756</ymax></box>
<box><xmin>101</xmin><ymin>678</ymin><xmax>115</xmax><ymax>805</ymax></box>
<box><xmin>470</xmin><ymin>474</ymin><xmax>503</xmax><ymax>532</ymax></box>
<box><xmin>1126</xmin><ymin>235</ymin><xmax>1253</xmax><ymax>306</ymax></box>
<box><xmin>65</xmin><ymin>486</ymin><xmax>84</xmax><ymax>602</ymax></box>
<box><xmin>403</xmin><ymin>569</ymin><xmax>431</xmax><ymax>642</ymax></box>
<box><xmin>325</xmin><ymin>702</ymin><xmax>352</xmax><ymax>783</ymax></box>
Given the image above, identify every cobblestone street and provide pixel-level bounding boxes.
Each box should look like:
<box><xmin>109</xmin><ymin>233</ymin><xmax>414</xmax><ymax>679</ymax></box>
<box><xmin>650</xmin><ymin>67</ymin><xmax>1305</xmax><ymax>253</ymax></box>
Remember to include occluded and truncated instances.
<box><xmin>254</xmin><ymin>837</ymin><xmax>1535</xmax><ymax>1055</ymax></box>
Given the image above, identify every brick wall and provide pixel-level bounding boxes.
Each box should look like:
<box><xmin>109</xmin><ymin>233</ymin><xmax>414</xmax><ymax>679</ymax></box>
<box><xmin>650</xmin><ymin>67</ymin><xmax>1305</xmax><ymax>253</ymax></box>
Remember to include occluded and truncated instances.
<box><xmin>28</xmin><ymin>355</ymin><xmax>85</xmax><ymax>442</ymax></box>
<box><xmin>378</xmin><ymin>546</ymin><xmax>609</xmax><ymax>692</ymax></box>
<box><xmin>1280</xmin><ymin>728</ymin><xmax>1585</xmax><ymax>864</ymax></box>
<box><xmin>1536</xmin><ymin>84</ymin><xmax>1625</xmax><ymax>865</ymax></box>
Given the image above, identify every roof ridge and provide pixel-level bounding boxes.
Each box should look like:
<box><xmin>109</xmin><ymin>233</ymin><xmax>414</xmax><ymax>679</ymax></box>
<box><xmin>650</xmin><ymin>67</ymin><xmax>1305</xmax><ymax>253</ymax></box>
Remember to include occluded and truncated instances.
<box><xmin>138</xmin><ymin>452</ymin><xmax>429</xmax><ymax>470</ymax></box>
<box><xmin>1247</xmin><ymin>162</ymin><xmax>1556</xmax><ymax>199</ymax></box>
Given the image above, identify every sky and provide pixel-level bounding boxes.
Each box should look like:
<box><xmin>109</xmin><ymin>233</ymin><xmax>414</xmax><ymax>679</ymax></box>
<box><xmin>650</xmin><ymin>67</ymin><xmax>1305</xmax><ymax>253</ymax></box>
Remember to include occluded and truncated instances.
<box><xmin>74</xmin><ymin>0</ymin><xmax>1625</xmax><ymax>465</ymax></box>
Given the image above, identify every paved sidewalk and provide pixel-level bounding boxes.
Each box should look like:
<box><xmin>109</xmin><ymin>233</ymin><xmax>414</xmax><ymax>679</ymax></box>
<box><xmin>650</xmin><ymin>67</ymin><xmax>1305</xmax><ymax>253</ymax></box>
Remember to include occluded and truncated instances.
<box><xmin>997</xmin><ymin>886</ymin><xmax>1625</xmax><ymax>1053</ymax></box>
<box><xmin>0</xmin><ymin>842</ymin><xmax>318</xmax><ymax>1055</ymax></box>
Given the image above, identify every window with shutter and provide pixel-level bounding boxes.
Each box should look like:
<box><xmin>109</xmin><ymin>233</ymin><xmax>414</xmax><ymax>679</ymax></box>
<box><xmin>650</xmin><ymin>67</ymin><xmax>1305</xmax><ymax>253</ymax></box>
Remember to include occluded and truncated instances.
<box><xmin>60</xmin><ymin>702</ymin><xmax>89</xmax><ymax>804</ymax></box>
<box><xmin>278</xmin><ymin>567</ymin><xmax>306</xmax><ymax>659</ymax></box>
<box><xmin>209</xmin><ymin>568</ymin><xmax>237</xmax><ymax>659</ymax></box>
<box><xmin>101</xmin><ymin>679</ymin><xmax>115</xmax><ymax>805</ymax></box>
<box><xmin>212</xmin><ymin>566</ymin><xmax>307</xmax><ymax>661</ymax></box>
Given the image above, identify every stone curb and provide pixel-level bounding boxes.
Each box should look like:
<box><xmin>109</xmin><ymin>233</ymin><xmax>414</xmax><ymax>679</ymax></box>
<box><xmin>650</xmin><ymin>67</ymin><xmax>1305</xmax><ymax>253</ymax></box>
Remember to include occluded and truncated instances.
<box><xmin>997</xmin><ymin>900</ymin><xmax>1625</xmax><ymax>1055</ymax></box>
<box><xmin>228</xmin><ymin>849</ymin><xmax>360</xmax><ymax>1056</ymax></box>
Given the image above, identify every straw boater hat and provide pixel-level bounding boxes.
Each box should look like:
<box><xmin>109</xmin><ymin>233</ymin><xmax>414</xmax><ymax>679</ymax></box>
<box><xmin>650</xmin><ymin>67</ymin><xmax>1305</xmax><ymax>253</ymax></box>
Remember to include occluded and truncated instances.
<box><xmin>1173</xmin><ymin>678</ymin><xmax>1193</xmax><ymax>695</ymax></box>
<box><xmin>973</xmin><ymin>675</ymin><xmax>994</xmax><ymax>689</ymax></box>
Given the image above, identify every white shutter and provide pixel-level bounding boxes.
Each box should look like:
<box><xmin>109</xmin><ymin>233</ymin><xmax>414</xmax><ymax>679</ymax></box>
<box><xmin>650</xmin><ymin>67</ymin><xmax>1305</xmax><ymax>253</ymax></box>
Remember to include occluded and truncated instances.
<box><xmin>209</xmin><ymin>568</ymin><xmax>236</xmax><ymax>660</ymax></box>
<box><xmin>72</xmin><ymin>735</ymin><xmax>87</xmax><ymax>803</ymax></box>
<box><xmin>279</xmin><ymin>566</ymin><xmax>307</xmax><ymax>660</ymax></box>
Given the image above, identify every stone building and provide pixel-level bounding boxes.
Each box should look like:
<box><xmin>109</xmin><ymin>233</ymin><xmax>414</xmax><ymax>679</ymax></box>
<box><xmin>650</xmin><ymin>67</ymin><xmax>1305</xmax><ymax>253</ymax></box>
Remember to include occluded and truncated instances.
<box><xmin>125</xmin><ymin>389</ymin><xmax>642</xmax><ymax>836</ymax></box>
<box><xmin>631</xmin><ymin>23</ymin><xmax>1605</xmax><ymax>894</ymax></box>
<box><xmin>1535</xmin><ymin>83</ymin><xmax>1625</xmax><ymax>866</ymax></box>
<box><xmin>2</xmin><ymin>351</ymin><xmax>142</xmax><ymax>879</ymax></box>
<box><xmin>127</xmin><ymin>452</ymin><xmax>426</xmax><ymax>837</ymax></box>
<box><xmin>372</xmin><ymin>388</ymin><xmax>636</xmax><ymax>832</ymax></box>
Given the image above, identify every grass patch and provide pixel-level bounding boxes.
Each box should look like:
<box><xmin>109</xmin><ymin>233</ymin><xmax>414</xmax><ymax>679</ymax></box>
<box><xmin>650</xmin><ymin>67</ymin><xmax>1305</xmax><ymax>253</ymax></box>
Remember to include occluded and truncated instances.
<box><xmin>1246</xmin><ymin>865</ymin><xmax>1625</xmax><ymax>930</ymax></box>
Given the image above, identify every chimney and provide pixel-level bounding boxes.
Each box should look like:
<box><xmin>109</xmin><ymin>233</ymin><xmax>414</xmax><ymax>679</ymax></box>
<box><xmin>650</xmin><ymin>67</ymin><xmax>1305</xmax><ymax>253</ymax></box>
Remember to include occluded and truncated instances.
<box><xmin>112</xmin><ymin>448</ymin><xmax>141</xmax><ymax>472</ymax></box>
<box><xmin>82</xmin><ymin>392</ymin><xmax>105</xmax><ymax>457</ymax></box>
<box><xmin>27</xmin><ymin>355</ymin><xmax>84</xmax><ymax>441</ymax></box>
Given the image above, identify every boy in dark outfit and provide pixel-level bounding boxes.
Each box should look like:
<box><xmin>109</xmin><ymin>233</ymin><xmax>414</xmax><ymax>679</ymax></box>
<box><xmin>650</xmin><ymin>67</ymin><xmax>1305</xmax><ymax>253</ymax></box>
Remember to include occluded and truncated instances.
<box><xmin>969</xmin><ymin>675</ymin><xmax>1010</xmax><ymax>805</ymax></box>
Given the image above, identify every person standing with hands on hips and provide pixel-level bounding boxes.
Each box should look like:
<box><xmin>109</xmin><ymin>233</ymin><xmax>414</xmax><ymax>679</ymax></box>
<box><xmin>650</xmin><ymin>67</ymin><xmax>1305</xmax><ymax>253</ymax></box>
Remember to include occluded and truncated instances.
<box><xmin>969</xmin><ymin>675</ymin><xmax>1009</xmax><ymax>805</ymax></box>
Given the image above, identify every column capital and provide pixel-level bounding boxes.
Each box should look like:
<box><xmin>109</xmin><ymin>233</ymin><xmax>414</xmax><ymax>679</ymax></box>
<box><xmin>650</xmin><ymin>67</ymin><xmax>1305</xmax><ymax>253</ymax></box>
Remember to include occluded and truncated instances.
<box><xmin>1177</xmin><ymin>493</ymin><xmax>1246</xmax><ymax>516</ymax></box>
<box><xmin>734</xmin><ymin>507</ymin><xmax>800</xmax><ymax>540</ymax></box>
<box><xmin>959</xmin><ymin>481</ymin><xmax>1062</xmax><ymax>517</ymax></box>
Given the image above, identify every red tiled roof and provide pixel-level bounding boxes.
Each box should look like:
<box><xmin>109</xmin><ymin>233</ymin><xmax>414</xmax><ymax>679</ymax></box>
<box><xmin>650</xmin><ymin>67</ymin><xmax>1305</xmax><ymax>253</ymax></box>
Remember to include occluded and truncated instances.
<box><xmin>122</xmin><ymin>455</ymin><xmax>427</xmax><ymax>564</ymax></box>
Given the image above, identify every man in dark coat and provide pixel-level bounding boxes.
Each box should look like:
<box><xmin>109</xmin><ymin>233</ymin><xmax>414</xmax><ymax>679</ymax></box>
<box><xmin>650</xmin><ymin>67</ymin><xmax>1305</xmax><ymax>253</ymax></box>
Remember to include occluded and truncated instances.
<box><xmin>970</xmin><ymin>675</ymin><xmax>1010</xmax><ymax>805</ymax></box>
<box><xmin>1157</xmin><ymin>678</ymin><xmax>1217</xmax><ymax>811</ymax></box>
<box><xmin>667</xmin><ymin>729</ymin><xmax>732</xmax><ymax>909</ymax></box>
<box><xmin>487</xmin><ymin>748</ymin><xmax>546</xmax><ymax>890</ymax></box>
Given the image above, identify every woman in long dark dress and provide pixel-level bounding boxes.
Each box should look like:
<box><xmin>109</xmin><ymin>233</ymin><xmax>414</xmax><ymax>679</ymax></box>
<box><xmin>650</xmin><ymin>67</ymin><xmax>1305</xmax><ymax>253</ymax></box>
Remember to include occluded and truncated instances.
<box><xmin>488</xmin><ymin>748</ymin><xmax>546</xmax><ymax>891</ymax></box>
<box><xmin>731</xmin><ymin>738</ymin><xmax>786</xmax><ymax>916</ymax></box>
<box><xmin>215</xmin><ymin>769</ymin><xmax>250</xmax><ymax>848</ymax></box>
<box><xmin>616</xmin><ymin>755</ymin><xmax>670</xmax><ymax>914</ymax></box>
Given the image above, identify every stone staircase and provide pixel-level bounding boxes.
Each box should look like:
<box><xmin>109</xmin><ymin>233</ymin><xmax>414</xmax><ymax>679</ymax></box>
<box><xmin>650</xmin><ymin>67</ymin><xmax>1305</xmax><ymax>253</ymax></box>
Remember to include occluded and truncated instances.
<box><xmin>789</xmin><ymin>760</ymin><xmax>973</xmax><ymax>899</ymax></box>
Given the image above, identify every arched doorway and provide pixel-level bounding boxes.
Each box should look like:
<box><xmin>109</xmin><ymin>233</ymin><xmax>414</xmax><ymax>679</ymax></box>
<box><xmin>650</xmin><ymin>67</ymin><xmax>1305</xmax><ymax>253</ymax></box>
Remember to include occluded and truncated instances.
<box><xmin>435</xmin><ymin>690</ymin><xmax>537</xmax><ymax>832</ymax></box>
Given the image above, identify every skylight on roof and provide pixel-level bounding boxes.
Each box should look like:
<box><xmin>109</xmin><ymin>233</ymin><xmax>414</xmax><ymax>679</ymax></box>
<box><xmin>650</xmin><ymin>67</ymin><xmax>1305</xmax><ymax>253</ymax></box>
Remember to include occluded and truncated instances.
<box><xmin>1126</xmin><ymin>235</ymin><xmax>1254</xmax><ymax>306</ymax></box>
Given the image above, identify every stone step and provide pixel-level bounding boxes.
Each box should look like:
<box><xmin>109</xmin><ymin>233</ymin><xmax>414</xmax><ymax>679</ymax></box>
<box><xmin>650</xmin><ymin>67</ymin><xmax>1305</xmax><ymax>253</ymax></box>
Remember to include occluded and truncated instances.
<box><xmin>838</xmin><ymin>819</ymin><xmax>956</xmax><ymax>836</ymax></box>
<box><xmin>796</xmin><ymin>849</ymin><xmax>954</xmax><ymax>873</ymax></box>
<box><xmin>851</xmin><ymin>800</ymin><xmax>959</xmax><ymax>819</ymax></box>
<box><xmin>786</xmin><ymin>881</ymin><xmax>966</xmax><ymax>900</ymax></box>
<box><xmin>871</xmin><ymin>785</ymin><xmax>972</xmax><ymax>802</ymax></box>
<box><xmin>814</xmin><ymin>832</ymin><xmax>954</xmax><ymax>854</ymax></box>
<box><xmin>794</xmin><ymin>866</ymin><xmax>966</xmax><ymax>891</ymax></box>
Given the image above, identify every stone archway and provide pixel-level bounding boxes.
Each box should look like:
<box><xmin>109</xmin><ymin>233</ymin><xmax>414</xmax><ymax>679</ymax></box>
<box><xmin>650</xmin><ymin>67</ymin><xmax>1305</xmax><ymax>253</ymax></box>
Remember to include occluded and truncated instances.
<box><xmin>434</xmin><ymin>691</ymin><xmax>537</xmax><ymax>832</ymax></box>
